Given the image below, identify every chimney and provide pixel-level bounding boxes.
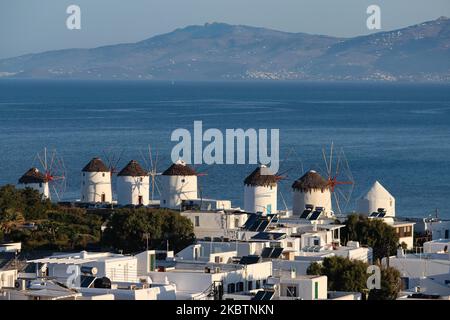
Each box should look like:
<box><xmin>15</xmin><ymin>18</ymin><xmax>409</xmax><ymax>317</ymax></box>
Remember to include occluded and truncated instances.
<box><xmin>290</xmin><ymin>267</ymin><xmax>296</xmax><ymax>279</ymax></box>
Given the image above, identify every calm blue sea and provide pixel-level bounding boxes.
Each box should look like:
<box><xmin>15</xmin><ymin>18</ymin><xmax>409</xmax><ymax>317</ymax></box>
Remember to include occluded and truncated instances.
<box><xmin>0</xmin><ymin>80</ymin><xmax>449</xmax><ymax>218</ymax></box>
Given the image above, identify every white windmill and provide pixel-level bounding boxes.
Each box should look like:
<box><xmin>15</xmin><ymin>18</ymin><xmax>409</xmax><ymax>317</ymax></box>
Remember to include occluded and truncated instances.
<box><xmin>243</xmin><ymin>164</ymin><xmax>281</xmax><ymax>214</ymax></box>
<box><xmin>117</xmin><ymin>160</ymin><xmax>150</xmax><ymax>206</ymax></box>
<box><xmin>160</xmin><ymin>160</ymin><xmax>198</xmax><ymax>210</ymax></box>
<box><xmin>292</xmin><ymin>143</ymin><xmax>354</xmax><ymax>219</ymax></box>
<box><xmin>18</xmin><ymin>148</ymin><xmax>67</xmax><ymax>201</ymax></box>
<box><xmin>80</xmin><ymin>157</ymin><xmax>112</xmax><ymax>204</ymax></box>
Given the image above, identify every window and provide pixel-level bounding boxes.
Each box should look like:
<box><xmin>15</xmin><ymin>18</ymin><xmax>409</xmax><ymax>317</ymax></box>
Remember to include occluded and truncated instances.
<box><xmin>102</xmin><ymin>173</ymin><xmax>105</xmax><ymax>177</ymax></box>
<box><xmin>445</xmin><ymin>230</ymin><xmax>449</xmax><ymax>239</ymax></box>
<box><xmin>194</xmin><ymin>216</ymin><xmax>200</xmax><ymax>227</ymax></box>
<box><xmin>236</xmin><ymin>282</ymin><xmax>244</xmax><ymax>292</ymax></box>
<box><xmin>287</xmin><ymin>286</ymin><xmax>297</xmax><ymax>297</ymax></box>
<box><xmin>227</xmin><ymin>283</ymin><xmax>235</xmax><ymax>294</ymax></box>
<box><xmin>247</xmin><ymin>281</ymin><xmax>253</xmax><ymax>291</ymax></box>
<box><xmin>194</xmin><ymin>247</ymin><xmax>199</xmax><ymax>260</ymax></box>
<box><xmin>400</xmin><ymin>277</ymin><xmax>409</xmax><ymax>290</ymax></box>
<box><xmin>255</xmin><ymin>280</ymin><xmax>261</xmax><ymax>289</ymax></box>
<box><xmin>83</xmin><ymin>173</ymin><xmax>85</xmax><ymax>177</ymax></box>
<box><xmin>334</xmin><ymin>229</ymin><xmax>339</xmax><ymax>239</ymax></box>
<box><xmin>181</xmin><ymin>179</ymin><xmax>185</xmax><ymax>183</ymax></box>
<box><xmin>287</xmin><ymin>242</ymin><xmax>293</xmax><ymax>248</ymax></box>
<box><xmin>314</xmin><ymin>282</ymin><xmax>319</xmax><ymax>299</ymax></box>
<box><xmin>140</xmin><ymin>177</ymin><xmax>143</xmax><ymax>182</ymax></box>
<box><xmin>314</xmin><ymin>239</ymin><xmax>320</xmax><ymax>246</ymax></box>
<box><xmin>234</xmin><ymin>218</ymin><xmax>240</xmax><ymax>228</ymax></box>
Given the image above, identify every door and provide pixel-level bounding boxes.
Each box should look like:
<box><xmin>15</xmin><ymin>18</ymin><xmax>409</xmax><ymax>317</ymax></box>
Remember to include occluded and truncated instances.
<box><xmin>101</xmin><ymin>193</ymin><xmax>106</xmax><ymax>202</ymax></box>
<box><xmin>138</xmin><ymin>196</ymin><xmax>143</xmax><ymax>205</ymax></box>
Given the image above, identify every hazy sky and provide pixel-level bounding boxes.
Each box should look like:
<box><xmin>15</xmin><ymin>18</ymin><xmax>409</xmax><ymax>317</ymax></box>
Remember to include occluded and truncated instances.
<box><xmin>1</xmin><ymin>0</ymin><xmax>449</xmax><ymax>59</ymax></box>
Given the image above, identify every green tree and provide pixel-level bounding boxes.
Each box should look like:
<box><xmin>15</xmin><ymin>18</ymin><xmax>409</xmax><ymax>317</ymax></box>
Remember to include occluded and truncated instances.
<box><xmin>307</xmin><ymin>256</ymin><xmax>368</xmax><ymax>293</ymax></box>
<box><xmin>368</xmin><ymin>266</ymin><xmax>401</xmax><ymax>300</ymax></box>
<box><xmin>341</xmin><ymin>213</ymin><xmax>399</xmax><ymax>261</ymax></box>
<box><xmin>0</xmin><ymin>185</ymin><xmax>53</xmax><ymax>221</ymax></box>
<box><xmin>307</xmin><ymin>256</ymin><xmax>401</xmax><ymax>300</ymax></box>
<box><xmin>102</xmin><ymin>208</ymin><xmax>195</xmax><ymax>253</ymax></box>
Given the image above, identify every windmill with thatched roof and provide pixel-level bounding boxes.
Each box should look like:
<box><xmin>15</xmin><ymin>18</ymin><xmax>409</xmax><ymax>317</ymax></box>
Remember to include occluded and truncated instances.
<box><xmin>117</xmin><ymin>160</ymin><xmax>150</xmax><ymax>206</ymax></box>
<box><xmin>81</xmin><ymin>157</ymin><xmax>112</xmax><ymax>204</ymax></box>
<box><xmin>243</xmin><ymin>164</ymin><xmax>280</xmax><ymax>214</ymax></box>
<box><xmin>292</xmin><ymin>170</ymin><xmax>332</xmax><ymax>217</ymax></box>
<box><xmin>18</xmin><ymin>167</ymin><xmax>50</xmax><ymax>199</ymax></box>
<box><xmin>160</xmin><ymin>160</ymin><xmax>198</xmax><ymax>210</ymax></box>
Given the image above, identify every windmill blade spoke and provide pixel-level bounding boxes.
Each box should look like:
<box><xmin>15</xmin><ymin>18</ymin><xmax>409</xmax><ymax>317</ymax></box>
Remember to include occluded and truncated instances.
<box><xmin>154</xmin><ymin>179</ymin><xmax>162</xmax><ymax>197</ymax></box>
<box><xmin>322</xmin><ymin>148</ymin><xmax>329</xmax><ymax>177</ymax></box>
<box><xmin>148</xmin><ymin>145</ymin><xmax>154</xmax><ymax>170</ymax></box>
<box><xmin>115</xmin><ymin>150</ymin><xmax>124</xmax><ymax>170</ymax></box>
<box><xmin>140</xmin><ymin>149</ymin><xmax>150</xmax><ymax>171</ymax></box>
<box><xmin>333</xmin><ymin>191</ymin><xmax>342</xmax><ymax>215</ymax></box>
<box><xmin>37</xmin><ymin>152</ymin><xmax>46</xmax><ymax>172</ymax></box>
<box><xmin>336</xmin><ymin>187</ymin><xmax>349</xmax><ymax>205</ymax></box>
<box><xmin>329</xmin><ymin>141</ymin><xmax>333</xmax><ymax>177</ymax></box>
<box><xmin>279</xmin><ymin>189</ymin><xmax>288</xmax><ymax>212</ymax></box>
<box><xmin>335</xmin><ymin>149</ymin><xmax>343</xmax><ymax>178</ymax></box>
<box><xmin>47</xmin><ymin>150</ymin><xmax>56</xmax><ymax>174</ymax></box>
<box><xmin>52</xmin><ymin>185</ymin><xmax>60</xmax><ymax>202</ymax></box>
<box><xmin>154</xmin><ymin>149</ymin><xmax>160</xmax><ymax>173</ymax></box>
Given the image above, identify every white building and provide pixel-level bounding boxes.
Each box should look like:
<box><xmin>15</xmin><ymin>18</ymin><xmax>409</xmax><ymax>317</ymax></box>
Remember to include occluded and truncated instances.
<box><xmin>160</xmin><ymin>160</ymin><xmax>198</xmax><ymax>210</ymax></box>
<box><xmin>149</xmin><ymin>260</ymin><xmax>272</xmax><ymax>299</ymax></box>
<box><xmin>17</xmin><ymin>168</ymin><xmax>50</xmax><ymax>199</ymax></box>
<box><xmin>117</xmin><ymin>160</ymin><xmax>149</xmax><ymax>206</ymax></box>
<box><xmin>423</xmin><ymin>239</ymin><xmax>450</xmax><ymax>254</ymax></box>
<box><xmin>429</xmin><ymin>220</ymin><xmax>450</xmax><ymax>240</ymax></box>
<box><xmin>357</xmin><ymin>181</ymin><xmax>396</xmax><ymax>217</ymax></box>
<box><xmin>80</xmin><ymin>157</ymin><xmax>112</xmax><ymax>204</ymax></box>
<box><xmin>29</xmin><ymin>251</ymin><xmax>140</xmax><ymax>283</ymax></box>
<box><xmin>181</xmin><ymin>198</ymin><xmax>232</xmax><ymax>211</ymax></box>
<box><xmin>292</xmin><ymin>170</ymin><xmax>332</xmax><ymax>217</ymax></box>
<box><xmin>271</xmin><ymin>273</ymin><xmax>327</xmax><ymax>300</ymax></box>
<box><xmin>181</xmin><ymin>210</ymin><xmax>248</xmax><ymax>239</ymax></box>
<box><xmin>392</xmin><ymin>221</ymin><xmax>415</xmax><ymax>249</ymax></box>
<box><xmin>243</xmin><ymin>165</ymin><xmax>278</xmax><ymax>214</ymax></box>
<box><xmin>383</xmin><ymin>245</ymin><xmax>450</xmax><ymax>296</ymax></box>
<box><xmin>0</xmin><ymin>242</ymin><xmax>21</xmax><ymax>253</ymax></box>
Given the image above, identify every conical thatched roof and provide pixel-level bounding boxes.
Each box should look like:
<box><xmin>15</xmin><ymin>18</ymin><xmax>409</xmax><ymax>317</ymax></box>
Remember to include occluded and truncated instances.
<box><xmin>244</xmin><ymin>165</ymin><xmax>278</xmax><ymax>187</ymax></box>
<box><xmin>18</xmin><ymin>168</ymin><xmax>48</xmax><ymax>184</ymax></box>
<box><xmin>292</xmin><ymin>170</ymin><xmax>329</xmax><ymax>191</ymax></box>
<box><xmin>162</xmin><ymin>160</ymin><xmax>197</xmax><ymax>176</ymax></box>
<box><xmin>82</xmin><ymin>157</ymin><xmax>110</xmax><ymax>172</ymax></box>
<box><xmin>117</xmin><ymin>160</ymin><xmax>148</xmax><ymax>177</ymax></box>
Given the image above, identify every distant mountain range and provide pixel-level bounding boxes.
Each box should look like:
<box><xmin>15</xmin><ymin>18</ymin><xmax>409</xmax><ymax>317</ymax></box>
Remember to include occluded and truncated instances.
<box><xmin>1</xmin><ymin>17</ymin><xmax>449</xmax><ymax>81</ymax></box>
